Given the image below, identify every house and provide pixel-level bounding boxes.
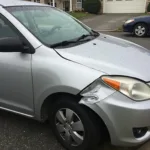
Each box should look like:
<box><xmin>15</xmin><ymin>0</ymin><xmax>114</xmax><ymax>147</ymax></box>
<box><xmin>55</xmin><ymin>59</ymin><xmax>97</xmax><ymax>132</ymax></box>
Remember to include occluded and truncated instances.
<box><xmin>28</xmin><ymin>0</ymin><xmax>149</xmax><ymax>13</ymax></box>
<box><xmin>29</xmin><ymin>0</ymin><xmax>82</xmax><ymax>11</ymax></box>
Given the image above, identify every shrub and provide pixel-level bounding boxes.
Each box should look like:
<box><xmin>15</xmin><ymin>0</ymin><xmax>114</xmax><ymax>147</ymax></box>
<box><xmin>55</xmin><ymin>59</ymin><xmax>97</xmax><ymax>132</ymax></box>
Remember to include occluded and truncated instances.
<box><xmin>83</xmin><ymin>0</ymin><xmax>101</xmax><ymax>14</ymax></box>
<box><xmin>147</xmin><ymin>3</ymin><xmax>150</xmax><ymax>12</ymax></box>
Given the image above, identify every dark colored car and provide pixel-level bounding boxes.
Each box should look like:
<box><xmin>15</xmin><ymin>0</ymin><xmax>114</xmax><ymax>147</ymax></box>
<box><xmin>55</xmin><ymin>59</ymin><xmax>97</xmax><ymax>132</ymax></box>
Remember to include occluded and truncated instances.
<box><xmin>123</xmin><ymin>16</ymin><xmax>150</xmax><ymax>37</ymax></box>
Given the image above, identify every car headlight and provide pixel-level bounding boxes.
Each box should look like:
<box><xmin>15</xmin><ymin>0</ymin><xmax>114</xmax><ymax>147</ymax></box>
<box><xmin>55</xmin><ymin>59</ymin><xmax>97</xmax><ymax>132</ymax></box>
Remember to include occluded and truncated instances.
<box><xmin>101</xmin><ymin>76</ymin><xmax>150</xmax><ymax>101</ymax></box>
<box><xmin>125</xmin><ymin>19</ymin><xmax>134</xmax><ymax>24</ymax></box>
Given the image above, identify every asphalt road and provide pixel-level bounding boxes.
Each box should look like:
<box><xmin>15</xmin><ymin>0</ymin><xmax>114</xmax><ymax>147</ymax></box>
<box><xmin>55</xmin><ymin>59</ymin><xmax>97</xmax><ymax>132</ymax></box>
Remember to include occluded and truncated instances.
<box><xmin>0</xmin><ymin>32</ymin><xmax>149</xmax><ymax>150</ymax></box>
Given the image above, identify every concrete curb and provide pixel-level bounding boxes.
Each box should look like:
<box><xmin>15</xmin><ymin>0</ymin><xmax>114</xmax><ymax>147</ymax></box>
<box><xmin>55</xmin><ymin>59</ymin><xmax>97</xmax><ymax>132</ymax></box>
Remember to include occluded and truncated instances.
<box><xmin>95</xmin><ymin>29</ymin><xmax>117</xmax><ymax>32</ymax></box>
<box><xmin>95</xmin><ymin>29</ymin><xmax>122</xmax><ymax>32</ymax></box>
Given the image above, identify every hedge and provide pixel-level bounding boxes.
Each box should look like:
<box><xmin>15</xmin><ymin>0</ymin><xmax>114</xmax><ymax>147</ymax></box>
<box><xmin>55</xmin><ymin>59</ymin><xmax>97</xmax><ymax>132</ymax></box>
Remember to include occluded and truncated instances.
<box><xmin>83</xmin><ymin>0</ymin><xmax>101</xmax><ymax>14</ymax></box>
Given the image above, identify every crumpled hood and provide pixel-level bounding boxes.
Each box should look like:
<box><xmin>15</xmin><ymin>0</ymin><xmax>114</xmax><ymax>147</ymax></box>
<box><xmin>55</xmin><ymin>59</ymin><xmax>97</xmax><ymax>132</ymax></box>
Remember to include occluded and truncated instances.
<box><xmin>55</xmin><ymin>34</ymin><xmax>150</xmax><ymax>81</ymax></box>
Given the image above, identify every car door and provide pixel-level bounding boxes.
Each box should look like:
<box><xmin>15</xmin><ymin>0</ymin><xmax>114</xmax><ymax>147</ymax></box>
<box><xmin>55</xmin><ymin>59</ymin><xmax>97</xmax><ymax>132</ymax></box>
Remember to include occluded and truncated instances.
<box><xmin>148</xmin><ymin>17</ymin><xmax>150</xmax><ymax>29</ymax></box>
<box><xmin>0</xmin><ymin>14</ymin><xmax>34</xmax><ymax>116</ymax></box>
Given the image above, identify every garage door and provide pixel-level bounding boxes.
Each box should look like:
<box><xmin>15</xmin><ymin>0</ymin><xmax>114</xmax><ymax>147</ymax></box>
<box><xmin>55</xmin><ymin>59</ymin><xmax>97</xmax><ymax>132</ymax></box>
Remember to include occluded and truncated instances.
<box><xmin>103</xmin><ymin>0</ymin><xmax>147</xmax><ymax>13</ymax></box>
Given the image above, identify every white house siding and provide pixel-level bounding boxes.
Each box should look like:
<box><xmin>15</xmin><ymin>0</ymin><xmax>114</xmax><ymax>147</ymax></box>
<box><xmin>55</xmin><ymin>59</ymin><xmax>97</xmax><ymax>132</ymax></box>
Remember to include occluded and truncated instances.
<box><xmin>103</xmin><ymin>0</ymin><xmax>147</xmax><ymax>13</ymax></box>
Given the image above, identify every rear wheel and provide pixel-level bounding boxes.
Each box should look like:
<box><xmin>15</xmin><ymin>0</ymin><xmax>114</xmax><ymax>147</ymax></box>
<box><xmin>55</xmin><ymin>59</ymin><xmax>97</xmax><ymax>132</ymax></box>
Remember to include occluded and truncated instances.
<box><xmin>49</xmin><ymin>96</ymin><xmax>101</xmax><ymax>150</ymax></box>
<box><xmin>134</xmin><ymin>23</ymin><xmax>148</xmax><ymax>37</ymax></box>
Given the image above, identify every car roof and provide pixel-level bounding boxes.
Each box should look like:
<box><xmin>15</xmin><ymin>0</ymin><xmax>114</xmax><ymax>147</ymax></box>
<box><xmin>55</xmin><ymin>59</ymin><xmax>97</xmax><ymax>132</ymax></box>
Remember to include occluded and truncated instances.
<box><xmin>0</xmin><ymin>0</ymin><xmax>47</xmax><ymax>7</ymax></box>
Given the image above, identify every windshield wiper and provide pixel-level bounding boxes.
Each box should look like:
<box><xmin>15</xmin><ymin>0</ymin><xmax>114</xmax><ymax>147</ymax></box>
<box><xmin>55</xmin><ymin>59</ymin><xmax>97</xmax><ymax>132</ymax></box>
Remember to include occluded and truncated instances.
<box><xmin>91</xmin><ymin>30</ymin><xmax>100</xmax><ymax>36</ymax></box>
<box><xmin>50</xmin><ymin>40</ymin><xmax>77</xmax><ymax>48</ymax></box>
<box><xmin>76</xmin><ymin>34</ymin><xmax>94</xmax><ymax>42</ymax></box>
<box><xmin>50</xmin><ymin>34</ymin><xmax>92</xmax><ymax>48</ymax></box>
<box><xmin>76</xmin><ymin>32</ymin><xmax>99</xmax><ymax>42</ymax></box>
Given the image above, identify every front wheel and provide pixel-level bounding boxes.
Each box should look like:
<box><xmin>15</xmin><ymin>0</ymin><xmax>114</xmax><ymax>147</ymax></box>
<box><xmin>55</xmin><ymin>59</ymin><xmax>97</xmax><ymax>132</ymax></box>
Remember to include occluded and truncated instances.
<box><xmin>49</xmin><ymin>96</ymin><xmax>101</xmax><ymax>150</ymax></box>
<box><xmin>133</xmin><ymin>23</ymin><xmax>148</xmax><ymax>37</ymax></box>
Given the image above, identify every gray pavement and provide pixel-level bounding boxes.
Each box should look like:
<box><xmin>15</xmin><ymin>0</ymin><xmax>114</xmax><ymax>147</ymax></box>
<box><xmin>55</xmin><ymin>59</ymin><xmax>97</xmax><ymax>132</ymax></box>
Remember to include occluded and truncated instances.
<box><xmin>82</xmin><ymin>14</ymin><xmax>140</xmax><ymax>31</ymax></box>
<box><xmin>0</xmin><ymin>32</ymin><xmax>149</xmax><ymax>150</ymax></box>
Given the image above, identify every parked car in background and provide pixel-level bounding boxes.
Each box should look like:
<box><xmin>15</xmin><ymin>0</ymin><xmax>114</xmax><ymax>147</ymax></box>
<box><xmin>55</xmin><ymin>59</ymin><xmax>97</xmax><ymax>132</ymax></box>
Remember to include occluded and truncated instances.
<box><xmin>123</xmin><ymin>15</ymin><xmax>150</xmax><ymax>37</ymax></box>
<box><xmin>1</xmin><ymin>1</ymin><xmax>150</xmax><ymax>150</ymax></box>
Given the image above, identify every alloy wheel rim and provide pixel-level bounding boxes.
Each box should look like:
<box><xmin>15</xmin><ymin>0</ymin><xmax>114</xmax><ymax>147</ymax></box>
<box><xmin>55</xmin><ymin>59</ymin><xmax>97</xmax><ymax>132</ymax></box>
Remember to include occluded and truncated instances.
<box><xmin>55</xmin><ymin>108</ymin><xmax>85</xmax><ymax>146</ymax></box>
<box><xmin>135</xmin><ymin>25</ymin><xmax>146</xmax><ymax>36</ymax></box>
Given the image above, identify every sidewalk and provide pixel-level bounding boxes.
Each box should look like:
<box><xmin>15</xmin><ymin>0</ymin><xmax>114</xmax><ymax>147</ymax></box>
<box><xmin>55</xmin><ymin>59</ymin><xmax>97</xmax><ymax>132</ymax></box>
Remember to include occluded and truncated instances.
<box><xmin>81</xmin><ymin>14</ymin><xmax>140</xmax><ymax>31</ymax></box>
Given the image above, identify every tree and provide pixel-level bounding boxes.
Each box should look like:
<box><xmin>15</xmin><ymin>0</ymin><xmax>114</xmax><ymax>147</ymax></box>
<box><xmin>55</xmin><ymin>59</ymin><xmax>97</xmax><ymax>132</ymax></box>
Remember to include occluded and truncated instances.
<box><xmin>83</xmin><ymin>0</ymin><xmax>101</xmax><ymax>14</ymax></box>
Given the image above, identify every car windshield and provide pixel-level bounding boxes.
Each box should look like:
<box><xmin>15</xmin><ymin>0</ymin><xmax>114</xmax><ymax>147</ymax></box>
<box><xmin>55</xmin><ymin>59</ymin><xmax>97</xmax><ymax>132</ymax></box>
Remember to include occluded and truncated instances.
<box><xmin>6</xmin><ymin>6</ymin><xmax>98</xmax><ymax>47</ymax></box>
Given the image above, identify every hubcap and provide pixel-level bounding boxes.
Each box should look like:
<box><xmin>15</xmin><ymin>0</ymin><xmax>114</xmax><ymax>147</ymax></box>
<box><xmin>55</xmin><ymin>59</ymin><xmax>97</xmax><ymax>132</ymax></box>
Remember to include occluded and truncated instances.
<box><xmin>55</xmin><ymin>108</ymin><xmax>85</xmax><ymax>146</ymax></box>
<box><xmin>135</xmin><ymin>25</ymin><xmax>146</xmax><ymax>36</ymax></box>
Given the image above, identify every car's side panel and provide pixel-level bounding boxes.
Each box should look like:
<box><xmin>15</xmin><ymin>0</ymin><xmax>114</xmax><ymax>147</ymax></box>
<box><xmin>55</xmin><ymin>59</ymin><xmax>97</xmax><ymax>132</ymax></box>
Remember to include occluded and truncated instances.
<box><xmin>0</xmin><ymin>52</ymin><xmax>34</xmax><ymax>115</ymax></box>
<box><xmin>0</xmin><ymin>7</ymin><xmax>35</xmax><ymax>115</ymax></box>
<box><xmin>32</xmin><ymin>45</ymin><xmax>102</xmax><ymax>120</ymax></box>
<box><xmin>146</xmin><ymin>17</ymin><xmax>150</xmax><ymax>30</ymax></box>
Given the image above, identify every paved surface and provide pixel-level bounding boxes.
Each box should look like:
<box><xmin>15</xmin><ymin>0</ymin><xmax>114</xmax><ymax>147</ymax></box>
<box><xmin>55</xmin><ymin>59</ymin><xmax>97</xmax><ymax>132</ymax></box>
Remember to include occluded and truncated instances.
<box><xmin>82</xmin><ymin>14</ymin><xmax>140</xmax><ymax>31</ymax></box>
<box><xmin>0</xmin><ymin>32</ymin><xmax>149</xmax><ymax>150</ymax></box>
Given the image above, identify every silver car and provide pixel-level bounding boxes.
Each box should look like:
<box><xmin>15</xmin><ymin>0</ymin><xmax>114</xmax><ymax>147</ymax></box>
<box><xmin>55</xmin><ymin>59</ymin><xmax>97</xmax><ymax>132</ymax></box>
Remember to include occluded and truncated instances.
<box><xmin>0</xmin><ymin>0</ymin><xmax>150</xmax><ymax>150</ymax></box>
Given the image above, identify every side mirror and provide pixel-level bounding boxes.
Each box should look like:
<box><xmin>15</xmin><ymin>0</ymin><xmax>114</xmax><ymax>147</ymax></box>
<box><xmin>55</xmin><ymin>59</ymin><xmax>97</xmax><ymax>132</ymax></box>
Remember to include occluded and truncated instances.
<box><xmin>0</xmin><ymin>37</ymin><xmax>30</xmax><ymax>53</ymax></box>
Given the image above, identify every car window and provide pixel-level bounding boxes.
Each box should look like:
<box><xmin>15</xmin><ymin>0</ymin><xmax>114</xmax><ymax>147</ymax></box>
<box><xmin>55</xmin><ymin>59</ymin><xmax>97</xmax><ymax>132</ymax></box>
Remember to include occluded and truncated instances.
<box><xmin>12</xmin><ymin>11</ymin><xmax>29</xmax><ymax>27</ymax></box>
<box><xmin>0</xmin><ymin>14</ymin><xmax>19</xmax><ymax>39</ymax></box>
<box><xmin>6</xmin><ymin>6</ymin><xmax>93</xmax><ymax>46</ymax></box>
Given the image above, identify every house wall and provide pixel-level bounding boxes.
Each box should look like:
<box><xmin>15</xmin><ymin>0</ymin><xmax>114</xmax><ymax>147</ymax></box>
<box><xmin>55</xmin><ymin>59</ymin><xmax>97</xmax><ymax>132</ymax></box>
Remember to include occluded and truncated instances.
<box><xmin>56</xmin><ymin>0</ymin><xmax>64</xmax><ymax>10</ymax></box>
<box><xmin>100</xmin><ymin>0</ymin><xmax>103</xmax><ymax>14</ymax></box>
<box><xmin>72</xmin><ymin>0</ymin><xmax>76</xmax><ymax>11</ymax></box>
<box><xmin>147</xmin><ymin>0</ymin><xmax>150</xmax><ymax>10</ymax></box>
<box><xmin>27</xmin><ymin>0</ymin><xmax>149</xmax><ymax>13</ymax></box>
<box><xmin>29</xmin><ymin>0</ymin><xmax>78</xmax><ymax>11</ymax></box>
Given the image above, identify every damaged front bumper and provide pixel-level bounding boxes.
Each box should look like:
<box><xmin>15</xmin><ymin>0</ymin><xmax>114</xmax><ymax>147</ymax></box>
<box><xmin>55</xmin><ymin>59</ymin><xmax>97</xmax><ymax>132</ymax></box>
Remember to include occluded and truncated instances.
<box><xmin>79</xmin><ymin>81</ymin><xmax>150</xmax><ymax>146</ymax></box>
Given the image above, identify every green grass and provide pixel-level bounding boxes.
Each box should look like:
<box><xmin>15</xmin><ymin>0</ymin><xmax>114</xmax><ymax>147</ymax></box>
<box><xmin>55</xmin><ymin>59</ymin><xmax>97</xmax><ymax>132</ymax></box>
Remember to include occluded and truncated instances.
<box><xmin>69</xmin><ymin>12</ymin><xmax>93</xmax><ymax>19</ymax></box>
<box><xmin>115</xmin><ymin>26</ymin><xmax>123</xmax><ymax>32</ymax></box>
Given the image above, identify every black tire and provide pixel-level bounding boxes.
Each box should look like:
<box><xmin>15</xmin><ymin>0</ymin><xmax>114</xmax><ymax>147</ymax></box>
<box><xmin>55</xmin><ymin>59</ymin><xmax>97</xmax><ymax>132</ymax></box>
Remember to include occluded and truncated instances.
<box><xmin>133</xmin><ymin>23</ymin><xmax>148</xmax><ymax>37</ymax></box>
<box><xmin>49</xmin><ymin>96</ymin><xmax>101</xmax><ymax>150</ymax></box>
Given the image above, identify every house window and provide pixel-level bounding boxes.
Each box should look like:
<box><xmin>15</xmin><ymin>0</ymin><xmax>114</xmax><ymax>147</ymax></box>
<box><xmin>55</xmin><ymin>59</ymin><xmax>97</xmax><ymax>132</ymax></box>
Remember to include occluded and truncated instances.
<box><xmin>63</xmin><ymin>1</ymin><xmax>70</xmax><ymax>11</ymax></box>
<box><xmin>50</xmin><ymin>0</ymin><xmax>53</xmax><ymax>5</ymax></box>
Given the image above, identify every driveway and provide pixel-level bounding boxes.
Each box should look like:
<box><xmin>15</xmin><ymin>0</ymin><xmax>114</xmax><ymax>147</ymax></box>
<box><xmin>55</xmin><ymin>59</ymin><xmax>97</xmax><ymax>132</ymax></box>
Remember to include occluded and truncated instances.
<box><xmin>82</xmin><ymin>14</ymin><xmax>140</xmax><ymax>31</ymax></box>
<box><xmin>0</xmin><ymin>32</ymin><xmax>149</xmax><ymax>150</ymax></box>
